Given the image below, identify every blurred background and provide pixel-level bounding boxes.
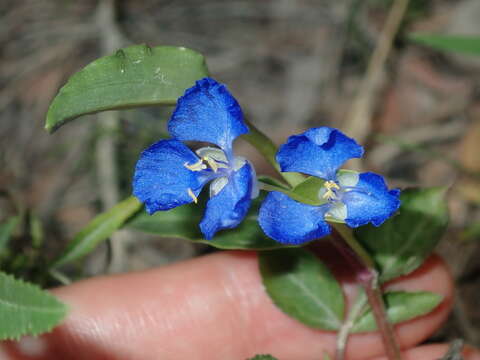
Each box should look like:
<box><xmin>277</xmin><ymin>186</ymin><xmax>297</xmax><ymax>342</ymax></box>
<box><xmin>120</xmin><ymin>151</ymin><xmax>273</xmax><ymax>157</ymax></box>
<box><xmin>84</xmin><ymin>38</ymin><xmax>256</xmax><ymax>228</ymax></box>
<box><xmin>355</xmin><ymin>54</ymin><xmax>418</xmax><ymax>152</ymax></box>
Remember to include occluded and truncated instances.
<box><xmin>1</xmin><ymin>0</ymin><xmax>480</xmax><ymax>347</ymax></box>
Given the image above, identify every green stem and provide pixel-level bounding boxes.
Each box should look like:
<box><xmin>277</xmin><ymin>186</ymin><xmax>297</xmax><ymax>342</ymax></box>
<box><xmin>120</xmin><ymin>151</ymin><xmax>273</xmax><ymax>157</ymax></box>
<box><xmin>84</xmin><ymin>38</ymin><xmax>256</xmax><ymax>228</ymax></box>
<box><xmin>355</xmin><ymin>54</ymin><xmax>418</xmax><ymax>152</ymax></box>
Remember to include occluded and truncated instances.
<box><xmin>335</xmin><ymin>290</ymin><xmax>368</xmax><ymax>360</ymax></box>
<box><xmin>49</xmin><ymin>269</ymin><xmax>72</xmax><ymax>285</ymax></box>
<box><xmin>332</xmin><ymin>223</ymin><xmax>375</xmax><ymax>269</ymax></box>
<box><xmin>243</xmin><ymin>120</ymin><xmax>304</xmax><ymax>188</ymax></box>
<box><xmin>332</xmin><ymin>223</ymin><xmax>402</xmax><ymax>360</ymax></box>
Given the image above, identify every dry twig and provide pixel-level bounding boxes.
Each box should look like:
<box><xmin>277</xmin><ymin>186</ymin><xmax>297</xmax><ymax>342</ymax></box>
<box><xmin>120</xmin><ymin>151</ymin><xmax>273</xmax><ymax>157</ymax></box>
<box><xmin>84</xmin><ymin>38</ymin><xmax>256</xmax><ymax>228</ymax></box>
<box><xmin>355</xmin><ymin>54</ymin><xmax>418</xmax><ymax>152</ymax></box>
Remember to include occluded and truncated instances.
<box><xmin>343</xmin><ymin>0</ymin><xmax>410</xmax><ymax>169</ymax></box>
<box><xmin>95</xmin><ymin>0</ymin><xmax>130</xmax><ymax>274</ymax></box>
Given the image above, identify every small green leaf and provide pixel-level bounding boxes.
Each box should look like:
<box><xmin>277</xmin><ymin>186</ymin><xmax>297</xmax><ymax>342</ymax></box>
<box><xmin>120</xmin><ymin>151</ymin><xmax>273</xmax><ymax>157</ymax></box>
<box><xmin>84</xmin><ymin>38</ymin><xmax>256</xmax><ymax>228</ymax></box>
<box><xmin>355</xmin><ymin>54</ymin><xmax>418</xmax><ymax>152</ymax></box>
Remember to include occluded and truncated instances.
<box><xmin>351</xmin><ymin>291</ymin><xmax>443</xmax><ymax>333</ymax></box>
<box><xmin>0</xmin><ymin>216</ymin><xmax>20</xmax><ymax>254</ymax></box>
<box><xmin>51</xmin><ymin>196</ymin><xmax>142</xmax><ymax>268</ymax></box>
<box><xmin>127</xmin><ymin>194</ymin><xmax>288</xmax><ymax>250</ymax></box>
<box><xmin>257</xmin><ymin>176</ymin><xmax>290</xmax><ymax>190</ymax></box>
<box><xmin>258</xmin><ymin>176</ymin><xmax>322</xmax><ymax>206</ymax></box>
<box><xmin>323</xmin><ymin>353</ymin><xmax>333</xmax><ymax>360</ymax></box>
<box><xmin>291</xmin><ymin>176</ymin><xmax>326</xmax><ymax>205</ymax></box>
<box><xmin>46</xmin><ymin>44</ymin><xmax>208</xmax><ymax>132</ymax></box>
<box><xmin>259</xmin><ymin>248</ymin><xmax>344</xmax><ymax>330</ymax></box>
<box><xmin>355</xmin><ymin>187</ymin><xmax>449</xmax><ymax>282</ymax></box>
<box><xmin>0</xmin><ymin>271</ymin><xmax>67</xmax><ymax>340</ymax></box>
<box><xmin>409</xmin><ymin>33</ymin><xmax>480</xmax><ymax>56</ymax></box>
<box><xmin>248</xmin><ymin>355</ymin><xmax>279</xmax><ymax>360</ymax></box>
<box><xmin>242</xmin><ymin>120</ymin><xmax>305</xmax><ymax>188</ymax></box>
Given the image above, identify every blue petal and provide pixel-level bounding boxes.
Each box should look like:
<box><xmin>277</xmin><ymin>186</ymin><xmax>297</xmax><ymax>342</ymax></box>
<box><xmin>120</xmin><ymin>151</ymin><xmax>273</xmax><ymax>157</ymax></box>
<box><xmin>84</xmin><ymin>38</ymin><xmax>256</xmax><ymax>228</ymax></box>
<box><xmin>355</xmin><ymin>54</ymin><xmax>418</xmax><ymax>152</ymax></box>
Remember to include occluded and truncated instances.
<box><xmin>342</xmin><ymin>172</ymin><xmax>400</xmax><ymax>228</ymax></box>
<box><xmin>168</xmin><ymin>78</ymin><xmax>249</xmax><ymax>156</ymax></box>
<box><xmin>199</xmin><ymin>162</ymin><xmax>253</xmax><ymax>240</ymax></box>
<box><xmin>258</xmin><ymin>192</ymin><xmax>331</xmax><ymax>245</ymax></box>
<box><xmin>133</xmin><ymin>139</ymin><xmax>209</xmax><ymax>214</ymax></box>
<box><xmin>277</xmin><ymin>127</ymin><xmax>364</xmax><ymax>180</ymax></box>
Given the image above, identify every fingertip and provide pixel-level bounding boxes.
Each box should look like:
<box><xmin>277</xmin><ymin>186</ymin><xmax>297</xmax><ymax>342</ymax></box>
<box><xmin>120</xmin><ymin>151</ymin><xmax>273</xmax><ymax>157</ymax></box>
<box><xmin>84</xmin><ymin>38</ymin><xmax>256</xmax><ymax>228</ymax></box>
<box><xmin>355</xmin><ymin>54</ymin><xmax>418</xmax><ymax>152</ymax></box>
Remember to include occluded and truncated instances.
<box><xmin>0</xmin><ymin>252</ymin><xmax>457</xmax><ymax>360</ymax></box>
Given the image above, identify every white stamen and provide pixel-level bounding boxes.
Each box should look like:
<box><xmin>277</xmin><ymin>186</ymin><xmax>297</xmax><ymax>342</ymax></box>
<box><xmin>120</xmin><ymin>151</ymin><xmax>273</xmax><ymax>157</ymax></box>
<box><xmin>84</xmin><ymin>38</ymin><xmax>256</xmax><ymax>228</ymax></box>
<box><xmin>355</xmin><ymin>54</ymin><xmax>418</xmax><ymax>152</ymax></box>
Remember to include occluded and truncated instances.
<box><xmin>195</xmin><ymin>147</ymin><xmax>228</xmax><ymax>164</ymax></box>
<box><xmin>187</xmin><ymin>188</ymin><xmax>198</xmax><ymax>203</ymax></box>
<box><xmin>184</xmin><ymin>159</ymin><xmax>207</xmax><ymax>171</ymax></box>
<box><xmin>326</xmin><ymin>202</ymin><xmax>347</xmax><ymax>221</ymax></box>
<box><xmin>210</xmin><ymin>177</ymin><xmax>229</xmax><ymax>197</ymax></box>
<box><xmin>336</xmin><ymin>170</ymin><xmax>359</xmax><ymax>188</ymax></box>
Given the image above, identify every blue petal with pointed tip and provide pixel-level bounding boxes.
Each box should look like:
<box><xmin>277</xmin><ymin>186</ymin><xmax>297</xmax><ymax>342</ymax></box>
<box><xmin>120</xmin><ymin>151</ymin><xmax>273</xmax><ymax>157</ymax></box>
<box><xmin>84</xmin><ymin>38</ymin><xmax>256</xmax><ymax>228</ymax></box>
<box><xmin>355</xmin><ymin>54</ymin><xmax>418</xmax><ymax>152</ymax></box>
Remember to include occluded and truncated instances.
<box><xmin>168</xmin><ymin>78</ymin><xmax>249</xmax><ymax>155</ymax></box>
<box><xmin>258</xmin><ymin>191</ymin><xmax>331</xmax><ymax>245</ymax></box>
<box><xmin>342</xmin><ymin>172</ymin><xmax>400</xmax><ymax>228</ymax></box>
<box><xmin>277</xmin><ymin>127</ymin><xmax>364</xmax><ymax>180</ymax></box>
<box><xmin>133</xmin><ymin>139</ymin><xmax>209</xmax><ymax>214</ymax></box>
<box><xmin>199</xmin><ymin>162</ymin><xmax>253</xmax><ymax>240</ymax></box>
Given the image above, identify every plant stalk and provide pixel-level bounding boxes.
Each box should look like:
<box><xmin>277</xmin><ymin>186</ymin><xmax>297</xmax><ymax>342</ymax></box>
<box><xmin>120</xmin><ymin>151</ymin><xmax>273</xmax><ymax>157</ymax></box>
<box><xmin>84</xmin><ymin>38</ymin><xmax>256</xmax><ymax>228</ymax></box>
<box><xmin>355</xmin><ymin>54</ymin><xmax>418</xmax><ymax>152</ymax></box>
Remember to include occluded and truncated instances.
<box><xmin>363</xmin><ymin>274</ymin><xmax>402</xmax><ymax>360</ymax></box>
<box><xmin>243</xmin><ymin>120</ymin><xmax>304</xmax><ymax>188</ymax></box>
<box><xmin>335</xmin><ymin>290</ymin><xmax>368</xmax><ymax>360</ymax></box>
<box><xmin>332</xmin><ymin>224</ymin><xmax>402</xmax><ymax>360</ymax></box>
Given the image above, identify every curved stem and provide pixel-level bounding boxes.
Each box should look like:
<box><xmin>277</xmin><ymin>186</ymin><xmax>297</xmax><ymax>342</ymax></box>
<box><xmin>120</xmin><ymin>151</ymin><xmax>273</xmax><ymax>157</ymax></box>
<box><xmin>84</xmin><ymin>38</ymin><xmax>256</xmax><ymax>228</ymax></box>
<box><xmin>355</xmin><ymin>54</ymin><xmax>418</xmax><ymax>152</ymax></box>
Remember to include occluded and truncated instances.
<box><xmin>332</xmin><ymin>224</ymin><xmax>375</xmax><ymax>269</ymax></box>
<box><xmin>332</xmin><ymin>224</ymin><xmax>402</xmax><ymax>360</ymax></box>
<box><xmin>336</xmin><ymin>290</ymin><xmax>368</xmax><ymax>360</ymax></box>
<box><xmin>364</xmin><ymin>275</ymin><xmax>402</xmax><ymax>360</ymax></box>
<box><xmin>242</xmin><ymin>120</ymin><xmax>305</xmax><ymax>188</ymax></box>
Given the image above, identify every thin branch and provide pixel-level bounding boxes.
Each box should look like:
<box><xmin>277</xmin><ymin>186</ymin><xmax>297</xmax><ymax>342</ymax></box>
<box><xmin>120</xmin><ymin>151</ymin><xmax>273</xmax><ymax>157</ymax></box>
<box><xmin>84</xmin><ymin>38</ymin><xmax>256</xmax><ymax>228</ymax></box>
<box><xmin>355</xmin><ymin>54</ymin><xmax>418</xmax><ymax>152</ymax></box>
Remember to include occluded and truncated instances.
<box><xmin>364</xmin><ymin>274</ymin><xmax>402</xmax><ymax>360</ymax></box>
<box><xmin>439</xmin><ymin>339</ymin><xmax>464</xmax><ymax>360</ymax></box>
<box><xmin>335</xmin><ymin>290</ymin><xmax>368</xmax><ymax>360</ymax></box>
<box><xmin>343</xmin><ymin>0</ymin><xmax>410</xmax><ymax>169</ymax></box>
<box><xmin>331</xmin><ymin>225</ymin><xmax>402</xmax><ymax>360</ymax></box>
<box><xmin>94</xmin><ymin>0</ymin><xmax>129</xmax><ymax>274</ymax></box>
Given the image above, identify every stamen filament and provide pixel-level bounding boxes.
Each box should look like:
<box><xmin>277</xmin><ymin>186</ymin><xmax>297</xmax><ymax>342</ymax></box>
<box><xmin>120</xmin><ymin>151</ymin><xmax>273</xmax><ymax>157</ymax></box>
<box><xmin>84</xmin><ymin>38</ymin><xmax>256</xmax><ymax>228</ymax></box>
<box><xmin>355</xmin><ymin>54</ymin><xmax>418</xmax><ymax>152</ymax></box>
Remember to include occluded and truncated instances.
<box><xmin>184</xmin><ymin>159</ymin><xmax>206</xmax><ymax>172</ymax></box>
<box><xmin>187</xmin><ymin>188</ymin><xmax>198</xmax><ymax>203</ymax></box>
<box><xmin>322</xmin><ymin>180</ymin><xmax>341</xmax><ymax>200</ymax></box>
<box><xmin>203</xmin><ymin>156</ymin><xmax>219</xmax><ymax>173</ymax></box>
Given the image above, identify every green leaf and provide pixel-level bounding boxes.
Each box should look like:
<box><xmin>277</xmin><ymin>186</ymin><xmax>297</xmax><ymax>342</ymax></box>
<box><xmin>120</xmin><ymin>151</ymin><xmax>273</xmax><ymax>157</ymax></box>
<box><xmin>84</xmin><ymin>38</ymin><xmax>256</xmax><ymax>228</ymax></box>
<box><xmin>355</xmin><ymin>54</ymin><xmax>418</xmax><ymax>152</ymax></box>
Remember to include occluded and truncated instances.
<box><xmin>0</xmin><ymin>271</ymin><xmax>67</xmax><ymax>340</ymax></box>
<box><xmin>258</xmin><ymin>176</ymin><xmax>324</xmax><ymax>206</ymax></box>
<box><xmin>46</xmin><ymin>44</ymin><xmax>208</xmax><ymax>132</ymax></box>
<box><xmin>127</xmin><ymin>194</ymin><xmax>288</xmax><ymax>250</ymax></box>
<box><xmin>355</xmin><ymin>187</ymin><xmax>449</xmax><ymax>282</ymax></box>
<box><xmin>351</xmin><ymin>291</ymin><xmax>443</xmax><ymax>332</ymax></box>
<box><xmin>409</xmin><ymin>33</ymin><xmax>480</xmax><ymax>56</ymax></box>
<box><xmin>259</xmin><ymin>248</ymin><xmax>344</xmax><ymax>330</ymax></box>
<box><xmin>242</xmin><ymin>120</ymin><xmax>305</xmax><ymax>188</ymax></box>
<box><xmin>257</xmin><ymin>176</ymin><xmax>290</xmax><ymax>190</ymax></box>
<box><xmin>0</xmin><ymin>216</ymin><xmax>20</xmax><ymax>254</ymax></box>
<box><xmin>323</xmin><ymin>353</ymin><xmax>333</xmax><ymax>360</ymax></box>
<box><xmin>248</xmin><ymin>355</ymin><xmax>279</xmax><ymax>360</ymax></box>
<box><xmin>51</xmin><ymin>196</ymin><xmax>142</xmax><ymax>268</ymax></box>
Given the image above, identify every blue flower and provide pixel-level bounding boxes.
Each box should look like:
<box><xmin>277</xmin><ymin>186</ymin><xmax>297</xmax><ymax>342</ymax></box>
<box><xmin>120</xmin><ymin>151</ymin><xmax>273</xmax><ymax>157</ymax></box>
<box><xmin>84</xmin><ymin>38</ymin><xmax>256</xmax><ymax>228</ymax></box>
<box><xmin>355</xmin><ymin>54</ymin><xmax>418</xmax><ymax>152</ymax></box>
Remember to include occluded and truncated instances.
<box><xmin>133</xmin><ymin>78</ymin><xmax>258</xmax><ymax>239</ymax></box>
<box><xmin>258</xmin><ymin>127</ymin><xmax>400</xmax><ymax>245</ymax></box>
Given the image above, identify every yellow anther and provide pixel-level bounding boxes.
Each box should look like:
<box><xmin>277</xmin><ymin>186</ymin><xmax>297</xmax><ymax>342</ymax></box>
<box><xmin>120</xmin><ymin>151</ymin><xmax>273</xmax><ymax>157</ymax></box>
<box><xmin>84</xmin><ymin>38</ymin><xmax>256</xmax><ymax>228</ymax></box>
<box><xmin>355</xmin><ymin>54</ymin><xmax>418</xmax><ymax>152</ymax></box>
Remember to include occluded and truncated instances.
<box><xmin>184</xmin><ymin>159</ymin><xmax>206</xmax><ymax>172</ymax></box>
<box><xmin>322</xmin><ymin>181</ymin><xmax>340</xmax><ymax>200</ymax></box>
<box><xmin>203</xmin><ymin>156</ymin><xmax>219</xmax><ymax>173</ymax></box>
<box><xmin>187</xmin><ymin>188</ymin><xmax>198</xmax><ymax>203</ymax></box>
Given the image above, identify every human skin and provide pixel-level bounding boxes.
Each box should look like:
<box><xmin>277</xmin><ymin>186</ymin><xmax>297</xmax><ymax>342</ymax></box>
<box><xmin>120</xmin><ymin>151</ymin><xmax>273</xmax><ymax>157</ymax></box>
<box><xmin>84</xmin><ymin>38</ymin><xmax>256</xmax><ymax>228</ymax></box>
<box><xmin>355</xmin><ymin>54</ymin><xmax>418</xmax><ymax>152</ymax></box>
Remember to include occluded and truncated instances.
<box><xmin>1</xmin><ymin>251</ymin><xmax>479</xmax><ymax>360</ymax></box>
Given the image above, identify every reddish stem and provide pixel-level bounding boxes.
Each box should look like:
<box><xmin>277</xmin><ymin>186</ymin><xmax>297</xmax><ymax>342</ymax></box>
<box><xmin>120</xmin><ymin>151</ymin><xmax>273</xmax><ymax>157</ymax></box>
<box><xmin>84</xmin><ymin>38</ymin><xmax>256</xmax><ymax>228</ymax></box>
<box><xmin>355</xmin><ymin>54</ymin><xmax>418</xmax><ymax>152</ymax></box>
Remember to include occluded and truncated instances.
<box><xmin>331</xmin><ymin>230</ymin><xmax>402</xmax><ymax>360</ymax></box>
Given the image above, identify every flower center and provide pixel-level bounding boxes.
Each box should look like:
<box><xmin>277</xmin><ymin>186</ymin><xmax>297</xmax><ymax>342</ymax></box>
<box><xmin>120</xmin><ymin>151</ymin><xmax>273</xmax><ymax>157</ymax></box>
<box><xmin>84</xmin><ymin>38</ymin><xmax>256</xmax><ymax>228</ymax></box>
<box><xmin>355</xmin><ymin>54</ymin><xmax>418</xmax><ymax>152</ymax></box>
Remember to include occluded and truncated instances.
<box><xmin>322</xmin><ymin>180</ymin><xmax>341</xmax><ymax>201</ymax></box>
<box><xmin>182</xmin><ymin>146</ymin><xmax>253</xmax><ymax>201</ymax></box>
<box><xmin>183</xmin><ymin>147</ymin><xmax>230</xmax><ymax>174</ymax></box>
<box><xmin>184</xmin><ymin>156</ymin><xmax>220</xmax><ymax>173</ymax></box>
